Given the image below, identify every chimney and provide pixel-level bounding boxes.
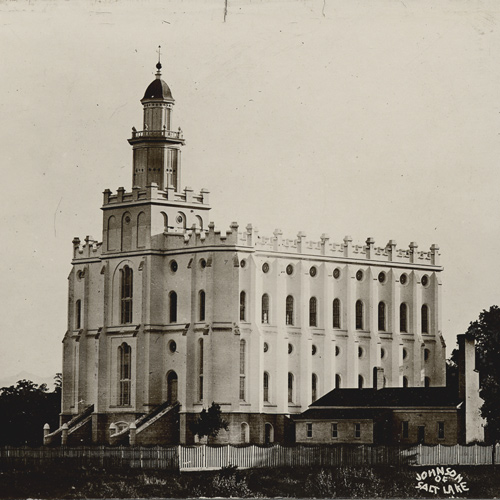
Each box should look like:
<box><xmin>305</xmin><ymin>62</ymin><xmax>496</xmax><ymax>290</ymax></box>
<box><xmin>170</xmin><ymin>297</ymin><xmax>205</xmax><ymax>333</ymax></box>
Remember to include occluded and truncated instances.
<box><xmin>373</xmin><ymin>367</ymin><xmax>385</xmax><ymax>390</ymax></box>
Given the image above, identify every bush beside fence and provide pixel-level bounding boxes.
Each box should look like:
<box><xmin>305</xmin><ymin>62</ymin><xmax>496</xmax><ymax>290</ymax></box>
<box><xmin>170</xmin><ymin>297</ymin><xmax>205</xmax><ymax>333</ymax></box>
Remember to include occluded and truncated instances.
<box><xmin>0</xmin><ymin>444</ymin><xmax>498</xmax><ymax>471</ymax></box>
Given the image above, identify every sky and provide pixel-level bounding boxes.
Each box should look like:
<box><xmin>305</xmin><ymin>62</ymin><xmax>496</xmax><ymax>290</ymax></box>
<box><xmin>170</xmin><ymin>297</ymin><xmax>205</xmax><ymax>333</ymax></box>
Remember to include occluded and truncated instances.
<box><xmin>0</xmin><ymin>0</ymin><xmax>499</xmax><ymax>382</ymax></box>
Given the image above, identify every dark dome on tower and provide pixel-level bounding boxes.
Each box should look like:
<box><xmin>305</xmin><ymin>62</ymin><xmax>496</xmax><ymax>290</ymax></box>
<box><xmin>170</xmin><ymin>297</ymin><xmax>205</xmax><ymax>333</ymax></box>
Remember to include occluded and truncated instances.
<box><xmin>142</xmin><ymin>78</ymin><xmax>174</xmax><ymax>101</ymax></box>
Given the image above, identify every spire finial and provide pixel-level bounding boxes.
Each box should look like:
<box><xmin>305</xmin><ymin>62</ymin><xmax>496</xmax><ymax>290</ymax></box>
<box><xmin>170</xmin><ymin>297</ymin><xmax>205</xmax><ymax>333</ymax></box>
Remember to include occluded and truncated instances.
<box><xmin>156</xmin><ymin>45</ymin><xmax>162</xmax><ymax>73</ymax></box>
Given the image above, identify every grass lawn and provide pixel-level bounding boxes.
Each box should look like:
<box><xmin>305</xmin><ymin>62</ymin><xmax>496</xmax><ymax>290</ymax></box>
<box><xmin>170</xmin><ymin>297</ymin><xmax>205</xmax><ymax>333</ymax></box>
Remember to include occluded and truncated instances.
<box><xmin>0</xmin><ymin>464</ymin><xmax>498</xmax><ymax>498</ymax></box>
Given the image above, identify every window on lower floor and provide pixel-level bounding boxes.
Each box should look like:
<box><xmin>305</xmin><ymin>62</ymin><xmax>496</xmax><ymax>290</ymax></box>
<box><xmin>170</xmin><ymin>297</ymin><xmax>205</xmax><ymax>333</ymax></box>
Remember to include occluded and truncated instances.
<box><xmin>438</xmin><ymin>421</ymin><xmax>445</xmax><ymax>440</ymax></box>
<box><xmin>332</xmin><ymin>422</ymin><xmax>338</xmax><ymax>439</ymax></box>
<box><xmin>306</xmin><ymin>423</ymin><xmax>313</xmax><ymax>438</ymax></box>
<box><xmin>402</xmin><ymin>421</ymin><xmax>409</xmax><ymax>439</ymax></box>
<box><xmin>354</xmin><ymin>423</ymin><xmax>361</xmax><ymax>438</ymax></box>
<box><xmin>118</xmin><ymin>343</ymin><xmax>132</xmax><ymax>406</ymax></box>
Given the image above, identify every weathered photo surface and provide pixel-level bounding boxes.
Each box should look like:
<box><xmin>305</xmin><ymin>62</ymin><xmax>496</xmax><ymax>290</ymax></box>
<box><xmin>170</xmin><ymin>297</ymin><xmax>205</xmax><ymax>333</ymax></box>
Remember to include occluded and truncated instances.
<box><xmin>1</xmin><ymin>0</ymin><xmax>500</xmax><ymax>498</ymax></box>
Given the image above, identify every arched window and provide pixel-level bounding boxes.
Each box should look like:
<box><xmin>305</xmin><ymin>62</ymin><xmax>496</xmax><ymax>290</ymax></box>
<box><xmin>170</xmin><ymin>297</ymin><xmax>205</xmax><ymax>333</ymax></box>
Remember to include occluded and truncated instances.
<box><xmin>167</xmin><ymin>371</ymin><xmax>178</xmax><ymax>403</ymax></box>
<box><xmin>169</xmin><ymin>291</ymin><xmax>177</xmax><ymax>323</ymax></box>
<box><xmin>358</xmin><ymin>375</ymin><xmax>364</xmax><ymax>389</ymax></box>
<box><xmin>403</xmin><ymin>376</ymin><xmax>409</xmax><ymax>388</ymax></box>
<box><xmin>121</xmin><ymin>212</ymin><xmax>132</xmax><ymax>251</ymax></box>
<box><xmin>198</xmin><ymin>339</ymin><xmax>204</xmax><ymax>401</ymax></box>
<box><xmin>355</xmin><ymin>300</ymin><xmax>363</xmax><ymax>330</ymax></box>
<box><xmin>286</xmin><ymin>296</ymin><xmax>294</xmax><ymax>326</ymax></box>
<box><xmin>241</xmin><ymin>422</ymin><xmax>250</xmax><ymax>444</ymax></box>
<box><xmin>240</xmin><ymin>291</ymin><xmax>246</xmax><ymax>321</ymax></box>
<box><xmin>312</xmin><ymin>373</ymin><xmax>318</xmax><ymax>402</ymax></box>
<box><xmin>378</xmin><ymin>302</ymin><xmax>386</xmax><ymax>331</ymax></box>
<box><xmin>118</xmin><ymin>343</ymin><xmax>132</xmax><ymax>406</ymax></box>
<box><xmin>75</xmin><ymin>300</ymin><xmax>81</xmax><ymax>329</ymax></box>
<box><xmin>262</xmin><ymin>294</ymin><xmax>269</xmax><ymax>324</ymax></box>
<box><xmin>137</xmin><ymin>212</ymin><xmax>147</xmax><ymax>248</ymax></box>
<box><xmin>421</xmin><ymin>304</ymin><xmax>429</xmax><ymax>334</ymax></box>
<box><xmin>288</xmin><ymin>372</ymin><xmax>294</xmax><ymax>403</ymax></box>
<box><xmin>264</xmin><ymin>423</ymin><xmax>274</xmax><ymax>444</ymax></box>
<box><xmin>239</xmin><ymin>340</ymin><xmax>246</xmax><ymax>401</ymax></box>
<box><xmin>263</xmin><ymin>372</ymin><xmax>270</xmax><ymax>402</ymax></box>
<box><xmin>400</xmin><ymin>303</ymin><xmax>408</xmax><ymax>333</ymax></box>
<box><xmin>332</xmin><ymin>299</ymin><xmax>341</xmax><ymax>328</ymax></box>
<box><xmin>425</xmin><ymin>376</ymin><xmax>431</xmax><ymax>388</ymax></box>
<box><xmin>335</xmin><ymin>374</ymin><xmax>341</xmax><ymax>389</ymax></box>
<box><xmin>107</xmin><ymin>215</ymin><xmax>117</xmax><ymax>251</ymax></box>
<box><xmin>309</xmin><ymin>297</ymin><xmax>317</xmax><ymax>327</ymax></box>
<box><xmin>199</xmin><ymin>291</ymin><xmax>206</xmax><ymax>321</ymax></box>
<box><xmin>120</xmin><ymin>266</ymin><xmax>133</xmax><ymax>324</ymax></box>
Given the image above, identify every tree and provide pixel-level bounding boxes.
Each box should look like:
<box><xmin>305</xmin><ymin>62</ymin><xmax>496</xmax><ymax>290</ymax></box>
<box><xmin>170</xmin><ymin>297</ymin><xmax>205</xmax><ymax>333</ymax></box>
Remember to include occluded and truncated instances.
<box><xmin>190</xmin><ymin>402</ymin><xmax>229</xmax><ymax>444</ymax></box>
<box><xmin>465</xmin><ymin>305</ymin><xmax>500</xmax><ymax>455</ymax></box>
<box><xmin>0</xmin><ymin>378</ymin><xmax>61</xmax><ymax>446</ymax></box>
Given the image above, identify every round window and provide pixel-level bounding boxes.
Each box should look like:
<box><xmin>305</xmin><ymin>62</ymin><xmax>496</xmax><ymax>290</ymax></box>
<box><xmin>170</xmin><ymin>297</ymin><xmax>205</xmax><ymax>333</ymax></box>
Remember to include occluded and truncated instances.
<box><xmin>310</xmin><ymin>266</ymin><xmax>317</xmax><ymax>277</ymax></box>
<box><xmin>124</xmin><ymin>216</ymin><xmax>131</xmax><ymax>224</ymax></box>
<box><xmin>169</xmin><ymin>340</ymin><xmax>177</xmax><ymax>353</ymax></box>
<box><xmin>312</xmin><ymin>345</ymin><xmax>317</xmax><ymax>355</ymax></box>
<box><xmin>421</xmin><ymin>275</ymin><xmax>429</xmax><ymax>287</ymax></box>
<box><xmin>77</xmin><ymin>270</ymin><xmax>84</xmax><ymax>280</ymax></box>
<box><xmin>356</xmin><ymin>270</ymin><xmax>364</xmax><ymax>281</ymax></box>
<box><xmin>333</xmin><ymin>268</ymin><xmax>341</xmax><ymax>279</ymax></box>
<box><xmin>176</xmin><ymin>215</ymin><xmax>183</xmax><ymax>224</ymax></box>
<box><xmin>286</xmin><ymin>264</ymin><xmax>294</xmax><ymax>276</ymax></box>
<box><xmin>403</xmin><ymin>348</ymin><xmax>408</xmax><ymax>360</ymax></box>
<box><xmin>400</xmin><ymin>273</ymin><xmax>408</xmax><ymax>285</ymax></box>
<box><xmin>263</xmin><ymin>342</ymin><xmax>269</xmax><ymax>353</ymax></box>
<box><xmin>358</xmin><ymin>346</ymin><xmax>364</xmax><ymax>358</ymax></box>
<box><xmin>335</xmin><ymin>345</ymin><xmax>340</xmax><ymax>356</ymax></box>
<box><xmin>170</xmin><ymin>260</ymin><xmax>178</xmax><ymax>272</ymax></box>
<box><xmin>200</xmin><ymin>259</ymin><xmax>207</xmax><ymax>269</ymax></box>
<box><xmin>240</xmin><ymin>259</ymin><xmax>246</xmax><ymax>268</ymax></box>
<box><xmin>262</xmin><ymin>263</ymin><xmax>270</xmax><ymax>273</ymax></box>
<box><xmin>288</xmin><ymin>343</ymin><xmax>293</xmax><ymax>354</ymax></box>
<box><xmin>378</xmin><ymin>272</ymin><xmax>386</xmax><ymax>284</ymax></box>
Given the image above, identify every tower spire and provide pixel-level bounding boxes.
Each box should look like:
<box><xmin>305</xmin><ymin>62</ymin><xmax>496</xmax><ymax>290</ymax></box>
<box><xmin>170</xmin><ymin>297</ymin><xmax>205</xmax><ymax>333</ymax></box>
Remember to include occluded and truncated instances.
<box><xmin>156</xmin><ymin>45</ymin><xmax>162</xmax><ymax>77</ymax></box>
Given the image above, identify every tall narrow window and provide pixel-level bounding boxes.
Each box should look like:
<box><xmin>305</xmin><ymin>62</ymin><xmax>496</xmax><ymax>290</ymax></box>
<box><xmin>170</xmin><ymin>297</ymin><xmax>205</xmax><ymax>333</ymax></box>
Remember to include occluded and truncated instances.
<box><xmin>312</xmin><ymin>373</ymin><xmax>317</xmax><ymax>402</ymax></box>
<box><xmin>378</xmin><ymin>302</ymin><xmax>386</xmax><ymax>331</ymax></box>
<box><xmin>198</xmin><ymin>339</ymin><xmax>204</xmax><ymax>401</ymax></box>
<box><xmin>263</xmin><ymin>371</ymin><xmax>269</xmax><ymax>402</ymax></box>
<box><xmin>75</xmin><ymin>300</ymin><xmax>81</xmax><ymax>329</ymax></box>
<box><xmin>120</xmin><ymin>266</ymin><xmax>133</xmax><ymax>324</ymax></box>
<box><xmin>118</xmin><ymin>343</ymin><xmax>132</xmax><ymax>406</ymax></box>
<box><xmin>355</xmin><ymin>300</ymin><xmax>363</xmax><ymax>330</ymax></box>
<box><xmin>306</xmin><ymin>423</ymin><xmax>313</xmax><ymax>438</ymax></box>
<box><xmin>425</xmin><ymin>376</ymin><xmax>431</xmax><ymax>388</ymax></box>
<box><xmin>421</xmin><ymin>304</ymin><xmax>429</xmax><ymax>334</ymax></box>
<box><xmin>199</xmin><ymin>291</ymin><xmax>206</xmax><ymax>321</ymax></box>
<box><xmin>402</xmin><ymin>421</ymin><xmax>409</xmax><ymax>439</ymax></box>
<box><xmin>286</xmin><ymin>295</ymin><xmax>294</xmax><ymax>326</ymax></box>
<box><xmin>239</xmin><ymin>340</ymin><xmax>246</xmax><ymax>400</ymax></box>
<box><xmin>332</xmin><ymin>423</ymin><xmax>338</xmax><ymax>438</ymax></box>
<box><xmin>400</xmin><ymin>303</ymin><xmax>408</xmax><ymax>333</ymax></box>
<box><xmin>240</xmin><ymin>291</ymin><xmax>246</xmax><ymax>321</ymax></box>
<box><xmin>309</xmin><ymin>297</ymin><xmax>317</xmax><ymax>327</ymax></box>
<box><xmin>438</xmin><ymin>421</ymin><xmax>445</xmax><ymax>439</ymax></box>
<box><xmin>403</xmin><ymin>376</ymin><xmax>409</xmax><ymax>388</ymax></box>
<box><xmin>288</xmin><ymin>372</ymin><xmax>294</xmax><ymax>403</ymax></box>
<box><xmin>169</xmin><ymin>291</ymin><xmax>177</xmax><ymax>323</ymax></box>
<box><xmin>333</xmin><ymin>299</ymin><xmax>341</xmax><ymax>328</ymax></box>
<box><xmin>358</xmin><ymin>375</ymin><xmax>364</xmax><ymax>389</ymax></box>
<box><xmin>262</xmin><ymin>294</ymin><xmax>269</xmax><ymax>324</ymax></box>
<box><xmin>354</xmin><ymin>423</ymin><xmax>361</xmax><ymax>438</ymax></box>
<box><xmin>335</xmin><ymin>374</ymin><xmax>341</xmax><ymax>389</ymax></box>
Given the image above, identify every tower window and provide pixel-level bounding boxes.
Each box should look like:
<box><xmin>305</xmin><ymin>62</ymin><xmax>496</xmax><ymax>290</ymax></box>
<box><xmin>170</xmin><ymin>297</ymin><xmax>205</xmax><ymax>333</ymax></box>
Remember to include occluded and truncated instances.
<box><xmin>309</xmin><ymin>297</ymin><xmax>317</xmax><ymax>327</ymax></box>
<box><xmin>75</xmin><ymin>300</ymin><xmax>81</xmax><ymax>329</ymax></box>
<box><xmin>263</xmin><ymin>371</ymin><xmax>270</xmax><ymax>402</ymax></box>
<box><xmin>199</xmin><ymin>291</ymin><xmax>206</xmax><ymax>322</ymax></box>
<box><xmin>355</xmin><ymin>300</ymin><xmax>363</xmax><ymax>330</ymax></box>
<box><xmin>400</xmin><ymin>303</ymin><xmax>408</xmax><ymax>333</ymax></box>
<box><xmin>403</xmin><ymin>376</ymin><xmax>409</xmax><ymax>388</ymax></box>
<box><xmin>286</xmin><ymin>295</ymin><xmax>294</xmax><ymax>326</ymax></box>
<box><xmin>335</xmin><ymin>374</ymin><xmax>341</xmax><ymax>388</ymax></box>
<box><xmin>312</xmin><ymin>374</ymin><xmax>318</xmax><ymax>403</ymax></box>
<box><xmin>120</xmin><ymin>266</ymin><xmax>133</xmax><ymax>324</ymax></box>
<box><xmin>199</xmin><ymin>339</ymin><xmax>204</xmax><ymax>401</ymax></box>
<box><xmin>262</xmin><ymin>294</ymin><xmax>270</xmax><ymax>324</ymax></box>
<box><xmin>239</xmin><ymin>340</ymin><xmax>246</xmax><ymax>400</ymax></box>
<box><xmin>358</xmin><ymin>375</ymin><xmax>364</xmax><ymax>389</ymax></box>
<box><xmin>421</xmin><ymin>304</ymin><xmax>429</xmax><ymax>333</ymax></box>
<box><xmin>333</xmin><ymin>299</ymin><xmax>341</xmax><ymax>328</ymax></box>
<box><xmin>378</xmin><ymin>302</ymin><xmax>386</xmax><ymax>331</ymax></box>
<box><xmin>425</xmin><ymin>376</ymin><xmax>431</xmax><ymax>388</ymax></box>
<box><xmin>240</xmin><ymin>291</ymin><xmax>246</xmax><ymax>321</ymax></box>
<box><xmin>169</xmin><ymin>291</ymin><xmax>177</xmax><ymax>323</ymax></box>
<box><xmin>288</xmin><ymin>372</ymin><xmax>294</xmax><ymax>403</ymax></box>
<box><xmin>118</xmin><ymin>343</ymin><xmax>132</xmax><ymax>406</ymax></box>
